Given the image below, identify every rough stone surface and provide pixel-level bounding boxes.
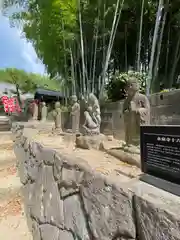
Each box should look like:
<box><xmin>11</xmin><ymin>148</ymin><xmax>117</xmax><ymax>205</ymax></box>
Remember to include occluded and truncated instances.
<box><xmin>59</xmin><ymin>163</ymin><xmax>84</xmax><ymax>198</ymax></box>
<box><xmin>42</xmin><ymin>166</ymin><xmax>64</xmax><ymax>228</ymax></box>
<box><xmin>132</xmin><ymin>180</ymin><xmax>180</xmax><ymax>240</ymax></box>
<box><xmin>64</xmin><ymin>194</ymin><xmax>90</xmax><ymax>239</ymax></box>
<box><xmin>31</xmin><ymin>220</ymin><xmax>41</xmax><ymax>240</ymax></box>
<box><xmin>59</xmin><ymin>230</ymin><xmax>74</xmax><ymax>240</ymax></box>
<box><xmin>12</xmin><ymin>122</ymin><xmax>180</xmax><ymax>240</ymax></box>
<box><xmin>53</xmin><ymin>153</ymin><xmax>63</xmax><ymax>181</ymax></box>
<box><xmin>106</xmin><ymin>148</ymin><xmax>141</xmax><ymax>168</ymax></box>
<box><xmin>80</xmin><ymin>172</ymin><xmax>135</xmax><ymax>240</ymax></box>
<box><xmin>40</xmin><ymin>224</ymin><xmax>59</xmax><ymax>240</ymax></box>
<box><xmin>41</xmin><ymin>148</ymin><xmax>56</xmax><ymax>165</ymax></box>
<box><xmin>76</xmin><ymin>134</ymin><xmax>105</xmax><ymax>150</ymax></box>
<box><xmin>30</xmin><ymin>165</ymin><xmax>45</xmax><ymax>222</ymax></box>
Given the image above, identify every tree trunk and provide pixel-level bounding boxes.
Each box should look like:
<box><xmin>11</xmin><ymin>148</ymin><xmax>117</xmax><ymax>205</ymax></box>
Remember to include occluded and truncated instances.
<box><xmin>70</xmin><ymin>47</ymin><xmax>76</xmax><ymax>95</ymax></box>
<box><xmin>152</xmin><ymin>2</ymin><xmax>167</xmax><ymax>92</ymax></box>
<box><xmin>137</xmin><ymin>0</ymin><xmax>145</xmax><ymax>71</ymax></box>
<box><xmin>147</xmin><ymin>0</ymin><xmax>164</xmax><ymax>95</ymax></box>
<box><xmin>78</xmin><ymin>0</ymin><xmax>86</xmax><ymax>95</ymax></box>
<box><xmin>16</xmin><ymin>84</ymin><xmax>21</xmax><ymax>107</ymax></box>
<box><xmin>169</xmin><ymin>33</ymin><xmax>180</xmax><ymax>88</ymax></box>
<box><xmin>164</xmin><ymin>24</ymin><xmax>170</xmax><ymax>87</ymax></box>
<box><xmin>124</xmin><ymin>23</ymin><xmax>128</xmax><ymax>71</ymax></box>
<box><xmin>99</xmin><ymin>0</ymin><xmax>124</xmax><ymax>98</ymax></box>
<box><xmin>92</xmin><ymin>17</ymin><xmax>99</xmax><ymax>93</ymax></box>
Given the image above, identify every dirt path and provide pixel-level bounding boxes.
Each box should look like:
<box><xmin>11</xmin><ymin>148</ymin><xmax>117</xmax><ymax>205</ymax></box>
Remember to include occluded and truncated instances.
<box><xmin>0</xmin><ymin>133</ymin><xmax>32</xmax><ymax>240</ymax></box>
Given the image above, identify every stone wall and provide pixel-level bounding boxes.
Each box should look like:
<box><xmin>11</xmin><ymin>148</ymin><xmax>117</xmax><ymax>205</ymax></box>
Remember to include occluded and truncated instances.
<box><xmin>12</xmin><ymin>123</ymin><xmax>180</xmax><ymax>240</ymax></box>
<box><xmin>101</xmin><ymin>89</ymin><xmax>180</xmax><ymax>139</ymax></box>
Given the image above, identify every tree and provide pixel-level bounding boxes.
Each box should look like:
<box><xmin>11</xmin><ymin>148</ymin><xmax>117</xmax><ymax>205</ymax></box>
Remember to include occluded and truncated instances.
<box><xmin>0</xmin><ymin>68</ymin><xmax>61</xmax><ymax>97</ymax></box>
<box><xmin>3</xmin><ymin>0</ymin><xmax>180</xmax><ymax>97</ymax></box>
<box><xmin>106</xmin><ymin>71</ymin><xmax>146</xmax><ymax>101</ymax></box>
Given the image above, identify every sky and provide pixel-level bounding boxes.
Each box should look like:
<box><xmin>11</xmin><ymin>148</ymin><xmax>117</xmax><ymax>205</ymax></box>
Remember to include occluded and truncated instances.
<box><xmin>0</xmin><ymin>7</ymin><xmax>46</xmax><ymax>75</ymax></box>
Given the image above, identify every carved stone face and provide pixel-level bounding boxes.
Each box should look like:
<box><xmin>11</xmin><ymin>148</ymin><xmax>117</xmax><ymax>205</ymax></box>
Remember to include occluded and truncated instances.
<box><xmin>88</xmin><ymin>93</ymin><xmax>97</xmax><ymax>105</ymax></box>
<box><xmin>42</xmin><ymin>102</ymin><xmax>46</xmax><ymax>106</ymax></box>
<box><xmin>126</xmin><ymin>78</ymin><xmax>139</xmax><ymax>96</ymax></box>
<box><xmin>55</xmin><ymin>101</ymin><xmax>60</xmax><ymax>109</ymax></box>
<box><xmin>71</xmin><ymin>95</ymin><xmax>77</xmax><ymax>103</ymax></box>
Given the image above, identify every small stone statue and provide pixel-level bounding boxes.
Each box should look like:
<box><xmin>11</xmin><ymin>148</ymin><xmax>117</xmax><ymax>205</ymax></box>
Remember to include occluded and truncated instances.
<box><xmin>41</xmin><ymin>102</ymin><xmax>47</xmax><ymax>122</ymax></box>
<box><xmin>32</xmin><ymin>100</ymin><xmax>38</xmax><ymax>120</ymax></box>
<box><xmin>52</xmin><ymin>101</ymin><xmax>62</xmax><ymax>131</ymax></box>
<box><xmin>123</xmin><ymin>77</ymin><xmax>150</xmax><ymax>147</ymax></box>
<box><xmin>82</xmin><ymin>93</ymin><xmax>101</xmax><ymax>135</ymax></box>
<box><xmin>79</xmin><ymin>95</ymin><xmax>87</xmax><ymax>126</ymax></box>
<box><xmin>71</xmin><ymin>95</ymin><xmax>80</xmax><ymax>133</ymax></box>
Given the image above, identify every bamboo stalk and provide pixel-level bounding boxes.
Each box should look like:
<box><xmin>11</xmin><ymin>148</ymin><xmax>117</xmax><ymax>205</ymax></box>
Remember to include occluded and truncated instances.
<box><xmin>152</xmin><ymin>4</ymin><xmax>167</xmax><ymax>91</ymax></box>
<box><xmin>78</xmin><ymin>0</ymin><xmax>86</xmax><ymax>96</ymax></box>
<box><xmin>99</xmin><ymin>0</ymin><xmax>125</xmax><ymax>98</ymax></box>
<box><xmin>137</xmin><ymin>0</ymin><xmax>145</xmax><ymax>71</ymax></box>
<box><xmin>147</xmin><ymin>0</ymin><xmax>164</xmax><ymax>95</ymax></box>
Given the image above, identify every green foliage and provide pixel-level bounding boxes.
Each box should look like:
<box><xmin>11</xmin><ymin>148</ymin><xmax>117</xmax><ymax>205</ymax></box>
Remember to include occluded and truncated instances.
<box><xmin>160</xmin><ymin>88</ymin><xmax>176</xmax><ymax>93</ymax></box>
<box><xmin>0</xmin><ymin>68</ymin><xmax>60</xmax><ymax>94</ymax></box>
<box><xmin>106</xmin><ymin>71</ymin><xmax>147</xmax><ymax>101</ymax></box>
<box><xmin>3</xmin><ymin>0</ymin><xmax>180</xmax><ymax>96</ymax></box>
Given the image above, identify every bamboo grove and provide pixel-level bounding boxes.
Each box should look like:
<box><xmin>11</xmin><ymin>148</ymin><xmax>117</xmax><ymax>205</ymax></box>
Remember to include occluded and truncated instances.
<box><xmin>2</xmin><ymin>0</ymin><xmax>180</xmax><ymax>99</ymax></box>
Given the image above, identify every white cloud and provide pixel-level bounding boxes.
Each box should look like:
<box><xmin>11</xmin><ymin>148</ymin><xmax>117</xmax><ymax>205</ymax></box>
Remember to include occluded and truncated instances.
<box><xmin>0</xmin><ymin>14</ymin><xmax>46</xmax><ymax>75</ymax></box>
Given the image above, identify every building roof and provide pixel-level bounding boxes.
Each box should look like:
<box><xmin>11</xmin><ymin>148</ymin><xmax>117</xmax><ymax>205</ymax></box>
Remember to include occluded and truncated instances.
<box><xmin>34</xmin><ymin>88</ymin><xmax>65</xmax><ymax>100</ymax></box>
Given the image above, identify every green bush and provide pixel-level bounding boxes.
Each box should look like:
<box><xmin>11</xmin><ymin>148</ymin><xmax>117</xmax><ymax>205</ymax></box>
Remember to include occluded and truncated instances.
<box><xmin>160</xmin><ymin>88</ymin><xmax>176</xmax><ymax>93</ymax></box>
<box><xmin>106</xmin><ymin>71</ymin><xmax>147</xmax><ymax>102</ymax></box>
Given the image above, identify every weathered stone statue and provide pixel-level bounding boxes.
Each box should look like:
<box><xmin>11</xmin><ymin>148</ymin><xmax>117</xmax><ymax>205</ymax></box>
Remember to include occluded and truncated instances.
<box><xmin>79</xmin><ymin>95</ymin><xmax>87</xmax><ymax>126</ymax></box>
<box><xmin>123</xmin><ymin>77</ymin><xmax>150</xmax><ymax>147</ymax></box>
<box><xmin>76</xmin><ymin>93</ymin><xmax>105</xmax><ymax>149</ymax></box>
<box><xmin>41</xmin><ymin>102</ymin><xmax>47</xmax><ymax>122</ymax></box>
<box><xmin>71</xmin><ymin>95</ymin><xmax>80</xmax><ymax>133</ymax></box>
<box><xmin>52</xmin><ymin>102</ymin><xmax>62</xmax><ymax>131</ymax></box>
<box><xmin>32</xmin><ymin>100</ymin><xmax>38</xmax><ymax>120</ymax></box>
<box><xmin>82</xmin><ymin>93</ymin><xmax>101</xmax><ymax>135</ymax></box>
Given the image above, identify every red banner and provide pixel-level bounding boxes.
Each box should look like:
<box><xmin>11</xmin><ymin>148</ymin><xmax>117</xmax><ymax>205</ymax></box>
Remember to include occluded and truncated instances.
<box><xmin>8</xmin><ymin>98</ymin><xmax>15</xmax><ymax>112</ymax></box>
<box><xmin>1</xmin><ymin>96</ymin><xmax>22</xmax><ymax>113</ymax></box>
<box><xmin>1</xmin><ymin>96</ymin><xmax>9</xmax><ymax>113</ymax></box>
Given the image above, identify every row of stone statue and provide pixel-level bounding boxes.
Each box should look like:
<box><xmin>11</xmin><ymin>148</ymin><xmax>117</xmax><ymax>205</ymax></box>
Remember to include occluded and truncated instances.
<box><xmin>32</xmin><ymin>77</ymin><xmax>150</xmax><ymax>147</ymax></box>
<box><xmin>32</xmin><ymin>93</ymin><xmax>101</xmax><ymax>136</ymax></box>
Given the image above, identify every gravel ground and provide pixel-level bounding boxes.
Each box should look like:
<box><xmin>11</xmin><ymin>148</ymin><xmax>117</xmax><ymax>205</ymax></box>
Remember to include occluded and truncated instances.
<box><xmin>0</xmin><ymin>136</ymin><xmax>32</xmax><ymax>240</ymax></box>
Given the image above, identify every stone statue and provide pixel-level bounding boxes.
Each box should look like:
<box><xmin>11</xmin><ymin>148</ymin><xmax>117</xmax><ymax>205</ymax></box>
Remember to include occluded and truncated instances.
<box><xmin>32</xmin><ymin>100</ymin><xmax>38</xmax><ymax>120</ymax></box>
<box><xmin>52</xmin><ymin>102</ymin><xmax>62</xmax><ymax>131</ymax></box>
<box><xmin>82</xmin><ymin>93</ymin><xmax>101</xmax><ymax>135</ymax></box>
<box><xmin>70</xmin><ymin>95</ymin><xmax>80</xmax><ymax>133</ymax></box>
<box><xmin>79</xmin><ymin>95</ymin><xmax>87</xmax><ymax>126</ymax></box>
<box><xmin>123</xmin><ymin>77</ymin><xmax>150</xmax><ymax>147</ymax></box>
<box><xmin>41</xmin><ymin>102</ymin><xmax>47</xmax><ymax>122</ymax></box>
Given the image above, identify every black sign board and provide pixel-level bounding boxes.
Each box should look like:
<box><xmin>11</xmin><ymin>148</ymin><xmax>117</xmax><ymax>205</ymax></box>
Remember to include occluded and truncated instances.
<box><xmin>140</xmin><ymin>125</ymin><xmax>180</xmax><ymax>185</ymax></box>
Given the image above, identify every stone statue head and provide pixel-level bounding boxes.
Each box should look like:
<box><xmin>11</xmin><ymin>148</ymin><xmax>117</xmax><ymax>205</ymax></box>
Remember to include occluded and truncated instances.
<box><xmin>88</xmin><ymin>93</ymin><xmax>98</xmax><ymax>105</ymax></box>
<box><xmin>71</xmin><ymin>95</ymin><xmax>77</xmax><ymax>103</ymax></box>
<box><xmin>42</xmin><ymin>101</ymin><xmax>46</xmax><ymax>106</ymax></box>
<box><xmin>126</xmin><ymin>77</ymin><xmax>139</xmax><ymax>96</ymax></box>
<box><xmin>55</xmin><ymin>101</ymin><xmax>60</xmax><ymax>109</ymax></box>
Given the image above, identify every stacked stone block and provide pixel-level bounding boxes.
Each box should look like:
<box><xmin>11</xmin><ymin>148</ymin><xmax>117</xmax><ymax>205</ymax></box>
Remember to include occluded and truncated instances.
<box><xmin>12</xmin><ymin>123</ymin><xmax>180</xmax><ymax>240</ymax></box>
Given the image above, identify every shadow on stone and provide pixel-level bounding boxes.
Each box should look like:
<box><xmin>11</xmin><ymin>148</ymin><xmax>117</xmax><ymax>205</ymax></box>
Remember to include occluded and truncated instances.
<box><xmin>140</xmin><ymin>174</ymin><xmax>180</xmax><ymax>197</ymax></box>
